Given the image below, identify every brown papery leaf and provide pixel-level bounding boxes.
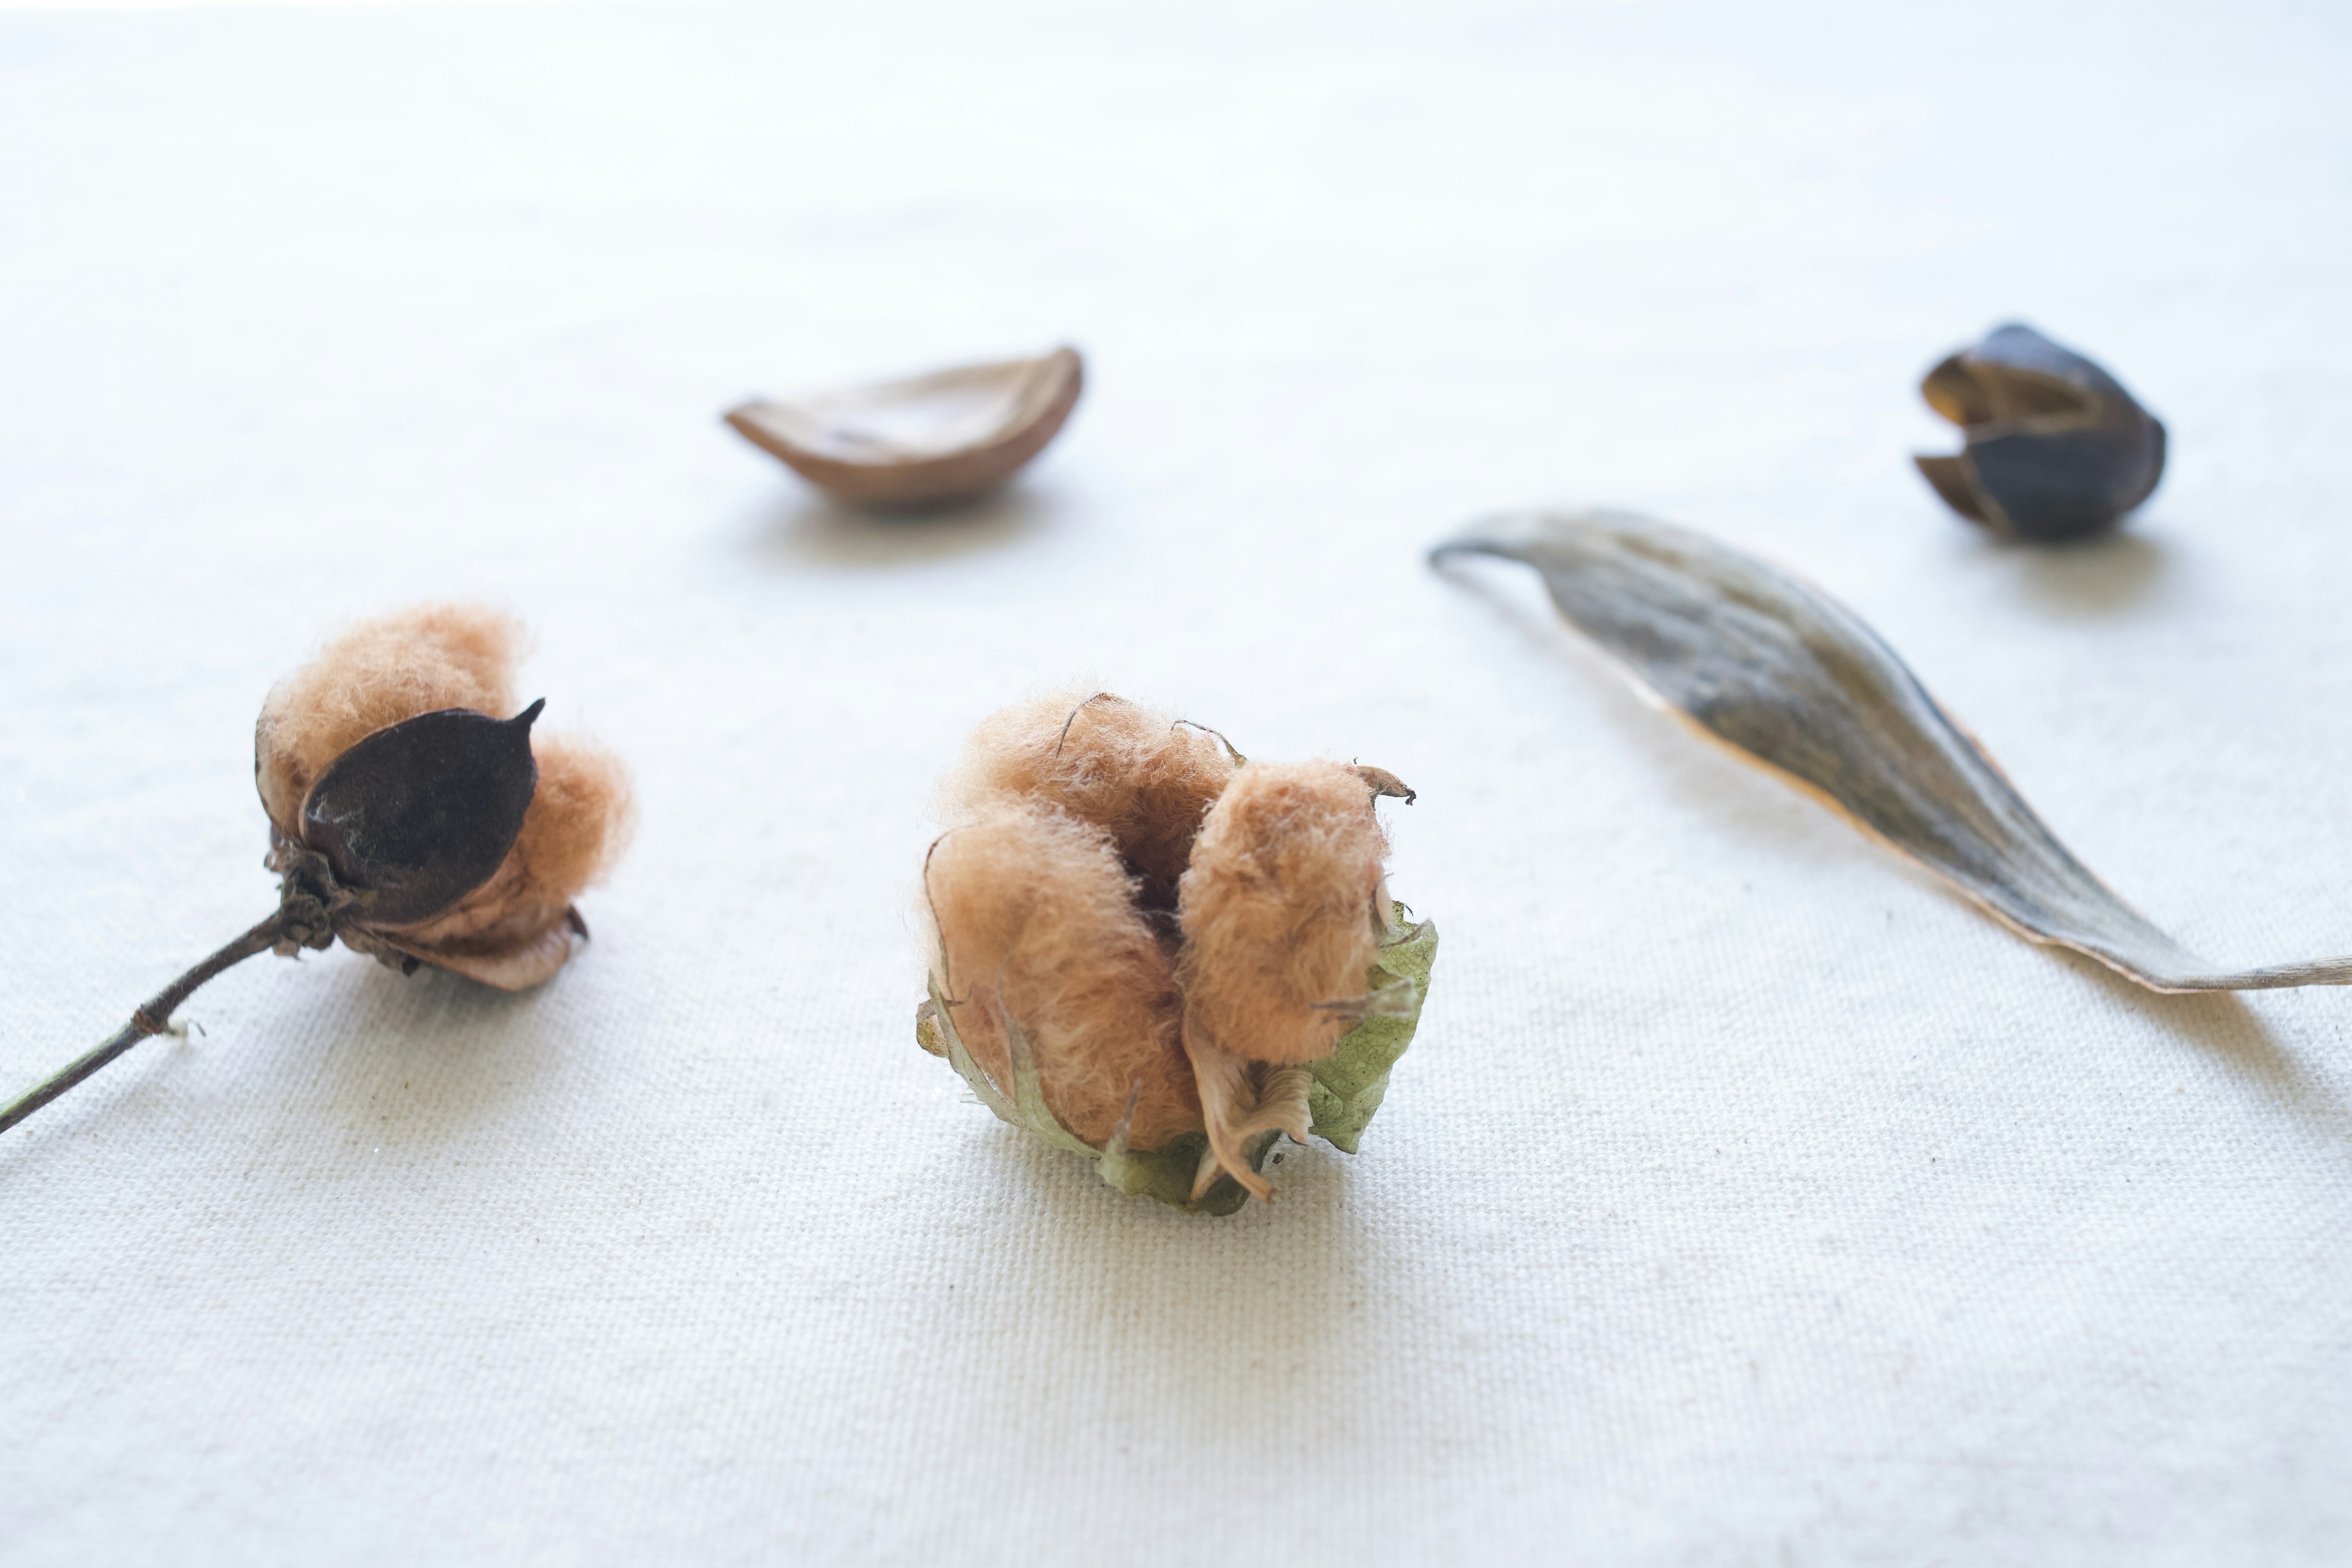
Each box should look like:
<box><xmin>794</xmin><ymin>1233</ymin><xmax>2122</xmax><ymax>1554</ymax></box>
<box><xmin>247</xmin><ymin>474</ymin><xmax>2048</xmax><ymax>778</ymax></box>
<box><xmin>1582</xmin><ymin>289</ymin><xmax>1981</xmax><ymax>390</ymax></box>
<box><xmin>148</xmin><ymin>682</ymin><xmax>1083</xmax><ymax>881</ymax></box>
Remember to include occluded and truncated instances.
<box><xmin>1432</xmin><ymin>508</ymin><xmax>2352</xmax><ymax>993</ymax></box>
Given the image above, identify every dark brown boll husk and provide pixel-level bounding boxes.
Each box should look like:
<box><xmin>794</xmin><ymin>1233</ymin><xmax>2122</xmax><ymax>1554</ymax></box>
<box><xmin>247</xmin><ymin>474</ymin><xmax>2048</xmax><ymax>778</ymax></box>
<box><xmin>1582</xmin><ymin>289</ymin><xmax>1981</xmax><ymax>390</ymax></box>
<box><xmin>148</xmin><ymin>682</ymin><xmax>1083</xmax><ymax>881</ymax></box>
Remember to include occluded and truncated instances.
<box><xmin>1913</xmin><ymin>322</ymin><xmax>2166</xmax><ymax>541</ymax></box>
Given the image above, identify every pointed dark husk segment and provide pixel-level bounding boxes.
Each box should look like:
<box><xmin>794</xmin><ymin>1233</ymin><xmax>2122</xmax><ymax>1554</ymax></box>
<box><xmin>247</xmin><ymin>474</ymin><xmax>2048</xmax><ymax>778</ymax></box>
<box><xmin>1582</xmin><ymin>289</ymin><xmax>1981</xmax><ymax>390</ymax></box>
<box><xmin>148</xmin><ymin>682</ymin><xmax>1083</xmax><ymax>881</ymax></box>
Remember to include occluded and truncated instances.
<box><xmin>1</xmin><ymin>704</ymin><xmax>545</xmax><ymax>1137</ymax></box>
<box><xmin>1433</xmin><ymin>509</ymin><xmax>2352</xmax><ymax>993</ymax></box>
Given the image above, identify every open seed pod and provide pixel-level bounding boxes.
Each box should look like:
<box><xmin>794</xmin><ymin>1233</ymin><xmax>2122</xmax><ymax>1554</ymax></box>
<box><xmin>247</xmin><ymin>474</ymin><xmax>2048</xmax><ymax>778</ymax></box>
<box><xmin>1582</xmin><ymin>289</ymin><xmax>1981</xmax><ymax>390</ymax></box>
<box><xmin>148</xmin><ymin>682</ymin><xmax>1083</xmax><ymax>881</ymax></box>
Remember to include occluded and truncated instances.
<box><xmin>1913</xmin><ymin>322</ymin><xmax>2166</xmax><ymax>541</ymax></box>
<box><xmin>2</xmin><ymin>605</ymin><xmax>632</xmax><ymax>1137</ymax></box>
<box><xmin>915</xmin><ymin>691</ymin><xmax>1436</xmax><ymax>1213</ymax></box>
<box><xmin>253</xmin><ymin>604</ymin><xmax>635</xmax><ymax>988</ymax></box>
<box><xmin>725</xmin><ymin>346</ymin><xmax>1083</xmax><ymax>507</ymax></box>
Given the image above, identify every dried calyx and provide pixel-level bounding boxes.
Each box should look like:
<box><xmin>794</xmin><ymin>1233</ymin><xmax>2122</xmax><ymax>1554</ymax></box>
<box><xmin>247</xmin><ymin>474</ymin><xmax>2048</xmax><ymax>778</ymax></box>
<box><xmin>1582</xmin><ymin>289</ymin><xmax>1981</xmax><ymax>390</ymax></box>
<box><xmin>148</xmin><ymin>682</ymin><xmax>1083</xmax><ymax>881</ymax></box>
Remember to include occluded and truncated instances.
<box><xmin>916</xmin><ymin>691</ymin><xmax>1437</xmax><ymax>1213</ymax></box>
<box><xmin>1913</xmin><ymin>322</ymin><xmax>2166</xmax><ymax>541</ymax></box>
<box><xmin>1</xmin><ymin>605</ymin><xmax>632</xmax><ymax>1137</ymax></box>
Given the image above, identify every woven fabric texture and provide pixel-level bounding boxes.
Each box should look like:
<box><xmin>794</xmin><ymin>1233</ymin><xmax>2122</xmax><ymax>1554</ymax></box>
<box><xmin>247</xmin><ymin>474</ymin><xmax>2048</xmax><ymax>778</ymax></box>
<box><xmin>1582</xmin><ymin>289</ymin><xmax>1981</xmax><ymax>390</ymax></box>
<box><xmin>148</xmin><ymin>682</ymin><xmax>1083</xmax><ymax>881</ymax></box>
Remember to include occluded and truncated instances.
<box><xmin>3</xmin><ymin>1</ymin><xmax>2348</xmax><ymax>1562</ymax></box>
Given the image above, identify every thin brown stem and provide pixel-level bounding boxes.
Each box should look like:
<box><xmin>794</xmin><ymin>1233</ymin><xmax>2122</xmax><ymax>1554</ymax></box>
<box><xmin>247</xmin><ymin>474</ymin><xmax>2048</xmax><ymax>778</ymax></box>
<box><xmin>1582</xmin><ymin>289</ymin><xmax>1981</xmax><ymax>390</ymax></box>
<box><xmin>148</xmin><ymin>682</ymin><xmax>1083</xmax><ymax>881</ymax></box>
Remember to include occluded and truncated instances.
<box><xmin>0</xmin><ymin>911</ymin><xmax>285</xmax><ymax>1137</ymax></box>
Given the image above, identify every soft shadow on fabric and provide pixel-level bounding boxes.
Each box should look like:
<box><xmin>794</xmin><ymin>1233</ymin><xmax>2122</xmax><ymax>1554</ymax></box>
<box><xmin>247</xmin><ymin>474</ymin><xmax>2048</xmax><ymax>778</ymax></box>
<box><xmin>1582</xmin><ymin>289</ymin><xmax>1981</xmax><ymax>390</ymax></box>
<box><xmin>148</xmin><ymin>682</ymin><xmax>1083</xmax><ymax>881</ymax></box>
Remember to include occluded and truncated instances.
<box><xmin>288</xmin><ymin>961</ymin><xmax>584</xmax><ymax>1148</ymax></box>
<box><xmin>1967</xmin><ymin>527</ymin><xmax>2167</xmax><ymax>617</ymax></box>
<box><xmin>953</xmin><ymin>1123</ymin><xmax>1383</xmax><ymax>1435</ymax></box>
<box><xmin>741</xmin><ymin>481</ymin><xmax>1060</xmax><ymax>570</ymax></box>
<box><xmin>0</xmin><ymin>962</ymin><xmax>569</xmax><ymax>1182</ymax></box>
<box><xmin>2061</xmin><ymin>954</ymin><xmax>2352</xmax><ymax>1147</ymax></box>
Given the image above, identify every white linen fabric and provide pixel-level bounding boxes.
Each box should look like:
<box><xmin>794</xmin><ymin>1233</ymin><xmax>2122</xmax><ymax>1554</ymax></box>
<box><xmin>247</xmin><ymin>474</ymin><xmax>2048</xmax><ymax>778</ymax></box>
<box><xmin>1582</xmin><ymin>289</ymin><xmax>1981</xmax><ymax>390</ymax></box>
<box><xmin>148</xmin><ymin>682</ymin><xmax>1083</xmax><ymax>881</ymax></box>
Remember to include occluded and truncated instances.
<box><xmin>4</xmin><ymin>1</ymin><xmax>2349</xmax><ymax>1562</ymax></box>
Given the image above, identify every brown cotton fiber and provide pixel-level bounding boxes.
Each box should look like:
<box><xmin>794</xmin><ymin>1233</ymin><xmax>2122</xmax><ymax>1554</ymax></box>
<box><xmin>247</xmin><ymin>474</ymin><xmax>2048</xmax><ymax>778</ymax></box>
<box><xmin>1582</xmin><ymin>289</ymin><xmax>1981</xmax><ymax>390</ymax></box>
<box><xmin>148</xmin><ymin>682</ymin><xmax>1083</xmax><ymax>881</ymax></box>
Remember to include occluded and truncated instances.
<box><xmin>255</xmin><ymin>603</ymin><xmax>633</xmax><ymax>990</ymax></box>
<box><xmin>925</xmin><ymin>801</ymin><xmax>1202</xmax><ymax>1150</ymax></box>
<box><xmin>1175</xmin><ymin>758</ymin><xmax>1389</xmax><ymax>1066</ymax></box>
<box><xmin>507</xmin><ymin>734</ymin><xmax>635</xmax><ymax>913</ymax></box>
<box><xmin>255</xmin><ymin>603</ymin><xmax>524</xmax><ymax>837</ymax></box>
<box><xmin>943</xmin><ymin>688</ymin><xmax>1237</xmax><ymax>910</ymax></box>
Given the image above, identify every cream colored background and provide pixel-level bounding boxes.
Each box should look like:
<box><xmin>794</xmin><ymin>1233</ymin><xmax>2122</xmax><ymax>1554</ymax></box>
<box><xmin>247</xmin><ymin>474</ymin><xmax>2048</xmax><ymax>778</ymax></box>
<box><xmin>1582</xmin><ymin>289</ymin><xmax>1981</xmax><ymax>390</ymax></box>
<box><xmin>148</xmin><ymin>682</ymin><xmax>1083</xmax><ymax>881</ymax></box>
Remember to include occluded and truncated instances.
<box><xmin>4</xmin><ymin>2</ymin><xmax>2349</xmax><ymax>1562</ymax></box>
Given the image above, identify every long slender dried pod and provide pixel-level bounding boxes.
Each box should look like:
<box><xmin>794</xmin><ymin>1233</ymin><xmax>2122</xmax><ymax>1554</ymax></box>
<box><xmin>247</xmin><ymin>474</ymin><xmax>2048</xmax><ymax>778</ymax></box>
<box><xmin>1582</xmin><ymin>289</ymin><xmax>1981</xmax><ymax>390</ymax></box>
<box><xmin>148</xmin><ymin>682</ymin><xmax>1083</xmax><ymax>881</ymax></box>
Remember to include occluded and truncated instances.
<box><xmin>2</xmin><ymin>606</ymin><xmax>631</xmax><ymax>1137</ymax></box>
<box><xmin>1432</xmin><ymin>508</ymin><xmax>2352</xmax><ymax>993</ymax></box>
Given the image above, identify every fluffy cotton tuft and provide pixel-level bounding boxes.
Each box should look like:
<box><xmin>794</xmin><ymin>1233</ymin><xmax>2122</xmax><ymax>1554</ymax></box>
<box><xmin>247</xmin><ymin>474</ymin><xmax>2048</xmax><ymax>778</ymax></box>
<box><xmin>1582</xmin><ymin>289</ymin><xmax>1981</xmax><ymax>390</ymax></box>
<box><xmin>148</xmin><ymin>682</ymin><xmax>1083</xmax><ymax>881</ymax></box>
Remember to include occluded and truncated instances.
<box><xmin>1175</xmin><ymin>760</ymin><xmax>1389</xmax><ymax>1066</ymax></box>
<box><xmin>942</xmin><ymin>688</ymin><xmax>1237</xmax><ymax>910</ymax></box>
<box><xmin>255</xmin><ymin>603</ymin><xmax>524</xmax><ymax>837</ymax></box>
<box><xmin>924</xmin><ymin>802</ymin><xmax>1200</xmax><ymax>1149</ymax></box>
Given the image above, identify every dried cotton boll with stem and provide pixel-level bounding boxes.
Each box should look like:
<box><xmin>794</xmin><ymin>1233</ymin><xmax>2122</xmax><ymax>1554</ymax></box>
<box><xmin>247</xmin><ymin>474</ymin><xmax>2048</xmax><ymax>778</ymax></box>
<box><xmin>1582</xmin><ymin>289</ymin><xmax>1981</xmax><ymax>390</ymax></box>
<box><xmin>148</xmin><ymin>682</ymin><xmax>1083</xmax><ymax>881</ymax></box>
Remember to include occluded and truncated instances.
<box><xmin>916</xmin><ymin>690</ymin><xmax>1438</xmax><ymax>1214</ymax></box>
<box><xmin>1</xmin><ymin>604</ymin><xmax>633</xmax><ymax>1138</ymax></box>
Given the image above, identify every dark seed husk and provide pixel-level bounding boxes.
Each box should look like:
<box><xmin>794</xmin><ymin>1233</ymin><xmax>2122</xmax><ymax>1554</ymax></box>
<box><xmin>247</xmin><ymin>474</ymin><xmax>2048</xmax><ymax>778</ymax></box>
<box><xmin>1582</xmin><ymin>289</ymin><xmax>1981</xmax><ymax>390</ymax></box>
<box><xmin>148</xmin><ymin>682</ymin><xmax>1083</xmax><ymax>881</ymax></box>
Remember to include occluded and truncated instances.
<box><xmin>1914</xmin><ymin>323</ymin><xmax>2166</xmax><ymax>542</ymax></box>
<box><xmin>299</xmin><ymin>702</ymin><xmax>543</xmax><ymax>928</ymax></box>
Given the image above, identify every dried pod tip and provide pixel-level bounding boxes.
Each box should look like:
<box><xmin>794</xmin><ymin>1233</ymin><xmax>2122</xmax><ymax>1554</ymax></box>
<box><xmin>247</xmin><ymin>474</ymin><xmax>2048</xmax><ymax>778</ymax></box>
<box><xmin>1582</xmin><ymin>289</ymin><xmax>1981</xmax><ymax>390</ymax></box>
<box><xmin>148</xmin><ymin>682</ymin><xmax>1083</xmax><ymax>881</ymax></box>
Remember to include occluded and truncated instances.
<box><xmin>1172</xmin><ymin>718</ymin><xmax>1248</xmax><ymax>767</ymax></box>
<box><xmin>1913</xmin><ymin>322</ymin><xmax>2166</xmax><ymax>543</ymax></box>
<box><xmin>1353</xmin><ymin>764</ymin><xmax>1415</xmax><ymax>804</ymax></box>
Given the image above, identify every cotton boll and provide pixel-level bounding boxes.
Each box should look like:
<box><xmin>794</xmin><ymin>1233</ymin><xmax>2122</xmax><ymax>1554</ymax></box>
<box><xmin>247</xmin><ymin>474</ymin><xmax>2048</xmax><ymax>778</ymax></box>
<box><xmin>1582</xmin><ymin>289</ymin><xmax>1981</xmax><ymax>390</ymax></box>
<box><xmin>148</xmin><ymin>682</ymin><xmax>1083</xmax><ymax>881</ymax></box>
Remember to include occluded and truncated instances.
<box><xmin>1175</xmin><ymin>760</ymin><xmax>1389</xmax><ymax>1067</ymax></box>
<box><xmin>943</xmin><ymin>688</ymin><xmax>1236</xmax><ymax>910</ymax></box>
<box><xmin>0</xmin><ymin>605</ymin><xmax>633</xmax><ymax>1140</ymax></box>
<box><xmin>253</xmin><ymin>603</ymin><xmax>631</xmax><ymax>990</ymax></box>
<box><xmin>916</xmin><ymin>695</ymin><xmax>1433</xmax><ymax>1212</ymax></box>
<box><xmin>924</xmin><ymin>802</ymin><xmax>1202</xmax><ymax>1150</ymax></box>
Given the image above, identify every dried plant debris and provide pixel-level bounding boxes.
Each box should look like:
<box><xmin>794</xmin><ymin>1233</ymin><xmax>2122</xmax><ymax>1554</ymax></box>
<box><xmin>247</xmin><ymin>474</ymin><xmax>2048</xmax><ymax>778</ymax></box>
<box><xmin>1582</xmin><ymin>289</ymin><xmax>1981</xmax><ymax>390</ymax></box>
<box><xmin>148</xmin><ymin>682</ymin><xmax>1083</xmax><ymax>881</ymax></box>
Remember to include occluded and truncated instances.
<box><xmin>1914</xmin><ymin>323</ymin><xmax>2166</xmax><ymax>541</ymax></box>
<box><xmin>725</xmin><ymin>346</ymin><xmax>1084</xmax><ymax>508</ymax></box>
<box><xmin>917</xmin><ymin>690</ymin><xmax>1436</xmax><ymax>1213</ymax></box>
<box><xmin>2</xmin><ymin>605</ymin><xmax>633</xmax><ymax>1137</ymax></box>
<box><xmin>1433</xmin><ymin>509</ymin><xmax>2352</xmax><ymax>993</ymax></box>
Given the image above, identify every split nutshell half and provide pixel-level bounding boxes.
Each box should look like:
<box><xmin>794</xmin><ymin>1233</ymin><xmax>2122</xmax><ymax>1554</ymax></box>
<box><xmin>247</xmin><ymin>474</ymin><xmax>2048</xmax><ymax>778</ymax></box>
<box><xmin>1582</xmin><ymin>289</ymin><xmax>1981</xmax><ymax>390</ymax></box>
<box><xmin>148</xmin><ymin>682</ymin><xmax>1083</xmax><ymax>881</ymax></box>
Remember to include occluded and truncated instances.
<box><xmin>1</xmin><ymin>604</ymin><xmax>633</xmax><ymax>1138</ymax></box>
<box><xmin>725</xmin><ymin>345</ymin><xmax>1084</xmax><ymax>508</ymax></box>
<box><xmin>915</xmin><ymin>691</ymin><xmax>1437</xmax><ymax>1214</ymax></box>
<box><xmin>1913</xmin><ymin>322</ymin><xmax>2166</xmax><ymax>541</ymax></box>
